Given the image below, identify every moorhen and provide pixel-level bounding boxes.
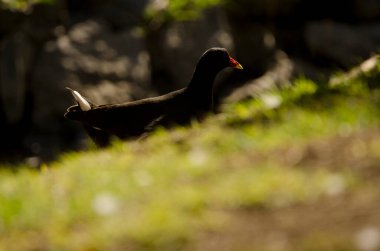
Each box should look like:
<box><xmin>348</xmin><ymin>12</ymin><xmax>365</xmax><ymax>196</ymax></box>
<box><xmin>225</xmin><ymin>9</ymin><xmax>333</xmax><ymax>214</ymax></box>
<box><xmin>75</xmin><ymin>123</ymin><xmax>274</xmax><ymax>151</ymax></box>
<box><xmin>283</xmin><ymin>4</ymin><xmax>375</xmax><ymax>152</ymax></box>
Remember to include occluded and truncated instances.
<box><xmin>64</xmin><ymin>47</ymin><xmax>243</xmax><ymax>146</ymax></box>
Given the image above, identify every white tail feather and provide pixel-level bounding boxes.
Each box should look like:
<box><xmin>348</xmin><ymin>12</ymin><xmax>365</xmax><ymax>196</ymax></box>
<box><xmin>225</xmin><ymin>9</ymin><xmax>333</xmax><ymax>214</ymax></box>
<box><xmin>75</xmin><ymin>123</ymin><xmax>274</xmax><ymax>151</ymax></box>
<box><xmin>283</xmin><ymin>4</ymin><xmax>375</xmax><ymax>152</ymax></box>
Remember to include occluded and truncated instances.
<box><xmin>66</xmin><ymin>87</ymin><xmax>91</xmax><ymax>111</ymax></box>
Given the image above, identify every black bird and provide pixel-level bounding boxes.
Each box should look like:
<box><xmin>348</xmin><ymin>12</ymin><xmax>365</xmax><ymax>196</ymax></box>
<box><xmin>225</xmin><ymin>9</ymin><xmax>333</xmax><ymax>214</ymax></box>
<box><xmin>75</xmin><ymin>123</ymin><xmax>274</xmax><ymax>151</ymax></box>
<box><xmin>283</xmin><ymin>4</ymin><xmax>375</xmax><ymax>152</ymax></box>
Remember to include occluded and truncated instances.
<box><xmin>64</xmin><ymin>47</ymin><xmax>243</xmax><ymax>145</ymax></box>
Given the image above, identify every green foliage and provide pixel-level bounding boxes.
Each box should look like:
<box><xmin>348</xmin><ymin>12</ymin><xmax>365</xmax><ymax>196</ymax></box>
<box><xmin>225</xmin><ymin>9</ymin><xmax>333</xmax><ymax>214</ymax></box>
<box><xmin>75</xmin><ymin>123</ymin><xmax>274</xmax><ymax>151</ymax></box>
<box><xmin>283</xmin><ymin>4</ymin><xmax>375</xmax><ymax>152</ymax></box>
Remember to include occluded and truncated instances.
<box><xmin>0</xmin><ymin>58</ymin><xmax>380</xmax><ymax>250</ymax></box>
<box><xmin>0</xmin><ymin>0</ymin><xmax>55</xmax><ymax>11</ymax></box>
<box><xmin>144</xmin><ymin>0</ymin><xmax>223</xmax><ymax>27</ymax></box>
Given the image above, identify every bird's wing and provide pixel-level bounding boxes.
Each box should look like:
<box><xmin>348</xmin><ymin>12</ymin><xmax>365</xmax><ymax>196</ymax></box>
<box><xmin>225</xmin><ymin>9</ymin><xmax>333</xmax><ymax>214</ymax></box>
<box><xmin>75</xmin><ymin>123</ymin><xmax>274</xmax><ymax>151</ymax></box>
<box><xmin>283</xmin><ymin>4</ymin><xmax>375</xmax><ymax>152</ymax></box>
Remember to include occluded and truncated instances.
<box><xmin>65</xmin><ymin>101</ymin><xmax>169</xmax><ymax>138</ymax></box>
<box><xmin>64</xmin><ymin>87</ymin><xmax>185</xmax><ymax>139</ymax></box>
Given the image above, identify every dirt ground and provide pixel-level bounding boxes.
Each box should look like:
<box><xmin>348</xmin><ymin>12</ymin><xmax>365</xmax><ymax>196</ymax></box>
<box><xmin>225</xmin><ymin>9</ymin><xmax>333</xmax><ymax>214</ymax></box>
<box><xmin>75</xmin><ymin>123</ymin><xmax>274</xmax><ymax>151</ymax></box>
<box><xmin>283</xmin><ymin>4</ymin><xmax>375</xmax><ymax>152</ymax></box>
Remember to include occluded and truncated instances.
<box><xmin>185</xmin><ymin>186</ymin><xmax>380</xmax><ymax>251</ymax></box>
<box><xmin>185</xmin><ymin>129</ymin><xmax>380</xmax><ymax>251</ymax></box>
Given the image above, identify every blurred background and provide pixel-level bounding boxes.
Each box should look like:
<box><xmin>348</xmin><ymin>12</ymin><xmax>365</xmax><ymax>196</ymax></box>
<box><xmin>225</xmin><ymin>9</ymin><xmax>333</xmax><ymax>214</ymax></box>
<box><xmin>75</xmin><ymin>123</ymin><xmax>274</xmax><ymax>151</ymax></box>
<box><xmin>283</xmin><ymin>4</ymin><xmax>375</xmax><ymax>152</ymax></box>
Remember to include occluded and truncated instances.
<box><xmin>0</xmin><ymin>0</ymin><xmax>379</xmax><ymax>163</ymax></box>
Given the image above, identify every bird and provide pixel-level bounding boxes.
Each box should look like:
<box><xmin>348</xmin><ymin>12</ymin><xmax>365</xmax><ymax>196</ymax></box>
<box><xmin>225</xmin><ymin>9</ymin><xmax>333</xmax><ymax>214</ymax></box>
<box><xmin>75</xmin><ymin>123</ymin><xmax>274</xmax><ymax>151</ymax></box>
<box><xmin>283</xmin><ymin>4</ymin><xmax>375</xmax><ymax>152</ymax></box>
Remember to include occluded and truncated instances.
<box><xmin>64</xmin><ymin>47</ymin><xmax>243</xmax><ymax>146</ymax></box>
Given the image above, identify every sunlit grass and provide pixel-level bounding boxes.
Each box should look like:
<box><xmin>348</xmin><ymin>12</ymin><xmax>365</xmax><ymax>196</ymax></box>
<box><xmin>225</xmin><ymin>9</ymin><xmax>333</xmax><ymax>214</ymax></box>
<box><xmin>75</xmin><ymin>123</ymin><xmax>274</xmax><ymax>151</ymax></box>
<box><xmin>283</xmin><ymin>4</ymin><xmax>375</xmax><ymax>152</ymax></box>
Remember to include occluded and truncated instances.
<box><xmin>0</xmin><ymin>61</ymin><xmax>380</xmax><ymax>250</ymax></box>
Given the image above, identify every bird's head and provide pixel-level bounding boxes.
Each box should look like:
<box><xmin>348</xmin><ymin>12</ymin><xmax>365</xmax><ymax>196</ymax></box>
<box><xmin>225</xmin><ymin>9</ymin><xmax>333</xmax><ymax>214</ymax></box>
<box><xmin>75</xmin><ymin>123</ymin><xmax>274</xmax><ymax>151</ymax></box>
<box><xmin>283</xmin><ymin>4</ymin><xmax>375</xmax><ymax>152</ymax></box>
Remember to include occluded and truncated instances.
<box><xmin>197</xmin><ymin>47</ymin><xmax>243</xmax><ymax>74</ymax></box>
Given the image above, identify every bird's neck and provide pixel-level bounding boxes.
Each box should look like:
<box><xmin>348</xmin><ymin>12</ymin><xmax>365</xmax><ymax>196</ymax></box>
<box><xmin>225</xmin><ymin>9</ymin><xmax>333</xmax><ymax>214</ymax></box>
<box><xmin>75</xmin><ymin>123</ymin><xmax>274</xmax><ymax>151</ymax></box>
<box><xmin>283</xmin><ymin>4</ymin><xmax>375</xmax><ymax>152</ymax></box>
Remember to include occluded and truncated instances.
<box><xmin>186</xmin><ymin>67</ymin><xmax>219</xmax><ymax>111</ymax></box>
<box><xmin>187</xmin><ymin>67</ymin><xmax>219</xmax><ymax>93</ymax></box>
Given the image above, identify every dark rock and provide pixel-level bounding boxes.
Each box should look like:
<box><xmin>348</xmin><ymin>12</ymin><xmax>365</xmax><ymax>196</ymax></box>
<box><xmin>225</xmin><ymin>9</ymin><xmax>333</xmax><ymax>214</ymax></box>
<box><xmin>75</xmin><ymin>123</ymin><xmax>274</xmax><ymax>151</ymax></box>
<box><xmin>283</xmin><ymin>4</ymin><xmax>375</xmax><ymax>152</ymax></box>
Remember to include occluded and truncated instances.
<box><xmin>224</xmin><ymin>50</ymin><xmax>331</xmax><ymax>103</ymax></box>
<box><xmin>226</xmin><ymin>20</ymin><xmax>276</xmax><ymax>79</ymax></box>
<box><xmin>305</xmin><ymin>21</ymin><xmax>380</xmax><ymax>68</ymax></box>
<box><xmin>225</xmin><ymin>0</ymin><xmax>299</xmax><ymax>19</ymax></box>
<box><xmin>146</xmin><ymin>7</ymin><xmax>234</xmax><ymax>93</ymax></box>
<box><xmin>0</xmin><ymin>33</ymin><xmax>34</xmax><ymax>124</ymax></box>
<box><xmin>0</xmin><ymin>32</ymin><xmax>35</xmax><ymax>161</ymax></box>
<box><xmin>225</xmin><ymin>51</ymin><xmax>294</xmax><ymax>103</ymax></box>
<box><xmin>66</xmin><ymin>0</ymin><xmax>149</xmax><ymax>28</ymax></box>
<box><xmin>26</xmin><ymin>3</ymin><xmax>66</xmax><ymax>43</ymax></box>
<box><xmin>0</xmin><ymin>9</ymin><xmax>23</xmax><ymax>38</ymax></box>
<box><xmin>354</xmin><ymin>0</ymin><xmax>380</xmax><ymax>20</ymax></box>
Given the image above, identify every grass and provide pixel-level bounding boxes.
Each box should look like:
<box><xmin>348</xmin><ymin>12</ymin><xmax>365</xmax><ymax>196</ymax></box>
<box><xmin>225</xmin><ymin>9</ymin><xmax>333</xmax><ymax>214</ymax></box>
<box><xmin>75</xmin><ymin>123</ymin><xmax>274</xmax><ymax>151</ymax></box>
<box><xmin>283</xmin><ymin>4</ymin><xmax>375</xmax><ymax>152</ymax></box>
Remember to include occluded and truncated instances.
<box><xmin>1</xmin><ymin>58</ymin><xmax>380</xmax><ymax>251</ymax></box>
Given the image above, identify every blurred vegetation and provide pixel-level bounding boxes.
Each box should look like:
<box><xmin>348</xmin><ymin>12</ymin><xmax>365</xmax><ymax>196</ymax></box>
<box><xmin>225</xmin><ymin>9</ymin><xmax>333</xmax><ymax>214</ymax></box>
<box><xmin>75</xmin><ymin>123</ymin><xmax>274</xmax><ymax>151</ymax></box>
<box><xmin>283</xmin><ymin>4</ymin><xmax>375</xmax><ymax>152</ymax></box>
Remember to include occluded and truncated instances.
<box><xmin>0</xmin><ymin>0</ymin><xmax>55</xmax><ymax>11</ymax></box>
<box><xmin>1</xmin><ymin>58</ymin><xmax>380</xmax><ymax>250</ymax></box>
<box><xmin>0</xmin><ymin>0</ymin><xmax>223</xmax><ymax>19</ymax></box>
<box><xmin>145</xmin><ymin>0</ymin><xmax>223</xmax><ymax>23</ymax></box>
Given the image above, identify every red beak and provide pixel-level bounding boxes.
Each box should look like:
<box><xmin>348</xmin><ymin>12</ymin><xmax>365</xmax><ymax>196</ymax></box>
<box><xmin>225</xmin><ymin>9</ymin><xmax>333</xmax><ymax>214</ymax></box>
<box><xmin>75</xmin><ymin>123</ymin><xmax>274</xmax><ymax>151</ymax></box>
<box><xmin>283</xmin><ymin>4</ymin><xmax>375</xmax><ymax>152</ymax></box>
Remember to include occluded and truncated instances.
<box><xmin>229</xmin><ymin>56</ymin><xmax>243</xmax><ymax>70</ymax></box>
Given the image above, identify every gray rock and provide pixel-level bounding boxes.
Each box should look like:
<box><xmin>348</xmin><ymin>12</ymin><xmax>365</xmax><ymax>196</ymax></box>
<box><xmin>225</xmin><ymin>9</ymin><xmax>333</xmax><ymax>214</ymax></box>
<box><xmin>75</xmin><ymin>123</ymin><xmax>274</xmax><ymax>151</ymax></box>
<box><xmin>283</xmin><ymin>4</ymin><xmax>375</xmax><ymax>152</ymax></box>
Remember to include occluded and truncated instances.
<box><xmin>32</xmin><ymin>19</ymin><xmax>152</xmax><ymax>132</ymax></box>
<box><xmin>329</xmin><ymin>55</ymin><xmax>380</xmax><ymax>86</ymax></box>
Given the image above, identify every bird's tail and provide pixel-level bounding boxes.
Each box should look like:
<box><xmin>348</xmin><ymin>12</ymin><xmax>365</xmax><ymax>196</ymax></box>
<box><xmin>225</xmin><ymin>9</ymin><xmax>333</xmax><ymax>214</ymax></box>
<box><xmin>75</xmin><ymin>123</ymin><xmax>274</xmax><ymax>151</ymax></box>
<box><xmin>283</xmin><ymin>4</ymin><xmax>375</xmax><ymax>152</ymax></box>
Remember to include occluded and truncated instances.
<box><xmin>64</xmin><ymin>87</ymin><xmax>112</xmax><ymax>146</ymax></box>
<box><xmin>66</xmin><ymin>87</ymin><xmax>92</xmax><ymax>111</ymax></box>
<box><xmin>64</xmin><ymin>105</ymin><xmax>82</xmax><ymax>120</ymax></box>
<box><xmin>64</xmin><ymin>87</ymin><xmax>97</xmax><ymax>120</ymax></box>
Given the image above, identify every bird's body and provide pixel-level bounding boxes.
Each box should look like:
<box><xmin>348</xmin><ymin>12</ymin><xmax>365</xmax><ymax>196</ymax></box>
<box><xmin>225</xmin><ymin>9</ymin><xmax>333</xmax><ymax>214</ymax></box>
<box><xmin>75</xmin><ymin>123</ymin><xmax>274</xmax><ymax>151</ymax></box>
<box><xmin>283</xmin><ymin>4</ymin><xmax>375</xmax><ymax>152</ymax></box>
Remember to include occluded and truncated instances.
<box><xmin>66</xmin><ymin>87</ymin><xmax>207</xmax><ymax>138</ymax></box>
<box><xmin>65</xmin><ymin>48</ymin><xmax>243</xmax><ymax>145</ymax></box>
